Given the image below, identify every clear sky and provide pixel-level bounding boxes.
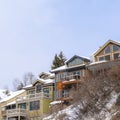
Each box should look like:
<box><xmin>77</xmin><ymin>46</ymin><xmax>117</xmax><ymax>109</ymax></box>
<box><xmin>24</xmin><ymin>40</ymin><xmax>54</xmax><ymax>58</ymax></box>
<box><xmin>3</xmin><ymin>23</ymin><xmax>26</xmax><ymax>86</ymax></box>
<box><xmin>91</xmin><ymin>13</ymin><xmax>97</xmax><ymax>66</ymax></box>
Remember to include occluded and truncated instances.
<box><xmin>0</xmin><ymin>0</ymin><xmax>120</xmax><ymax>89</ymax></box>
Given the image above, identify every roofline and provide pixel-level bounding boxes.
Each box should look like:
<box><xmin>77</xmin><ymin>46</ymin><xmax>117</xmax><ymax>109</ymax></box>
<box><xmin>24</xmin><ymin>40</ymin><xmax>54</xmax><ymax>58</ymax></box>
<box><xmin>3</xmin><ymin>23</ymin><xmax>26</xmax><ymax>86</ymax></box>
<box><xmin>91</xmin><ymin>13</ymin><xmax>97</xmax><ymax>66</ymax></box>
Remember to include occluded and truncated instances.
<box><xmin>65</xmin><ymin>55</ymin><xmax>90</xmax><ymax>64</ymax></box>
<box><xmin>94</xmin><ymin>39</ymin><xmax>120</xmax><ymax>56</ymax></box>
<box><xmin>50</xmin><ymin>64</ymin><xmax>86</xmax><ymax>73</ymax></box>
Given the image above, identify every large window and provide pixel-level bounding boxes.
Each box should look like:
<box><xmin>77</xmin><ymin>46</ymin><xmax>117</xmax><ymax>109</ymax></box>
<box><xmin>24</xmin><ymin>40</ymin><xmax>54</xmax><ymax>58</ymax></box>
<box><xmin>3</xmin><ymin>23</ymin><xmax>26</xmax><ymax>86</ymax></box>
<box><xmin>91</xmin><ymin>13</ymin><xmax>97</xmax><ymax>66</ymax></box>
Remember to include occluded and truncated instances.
<box><xmin>113</xmin><ymin>45</ymin><xmax>119</xmax><ymax>52</ymax></box>
<box><xmin>114</xmin><ymin>53</ymin><xmax>119</xmax><ymax>60</ymax></box>
<box><xmin>105</xmin><ymin>46</ymin><xmax>110</xmax><ymax>53</ymax></box>
<box><xmin>77</xmin><ymin>58</ymin><xmax>82</xmax><ymax>64</ymax></box>
<box><xmin>99</xmin><ymin>56</ymin><xmax>104</xmax><ymax>61</ymax></box>
<box><xmin>30</xmin><ymin>100</ymin><xmax>40</xmax><ymax>110</ymax></box>
<box><xmin>99</xmin><ymin>55</ymin><xmax>110</xmax><ymax>61</ymax></box>
<box><xmin>105</xmin><ymin>55</ymin><xmax>110</xmax><ymax>61</ymax></box>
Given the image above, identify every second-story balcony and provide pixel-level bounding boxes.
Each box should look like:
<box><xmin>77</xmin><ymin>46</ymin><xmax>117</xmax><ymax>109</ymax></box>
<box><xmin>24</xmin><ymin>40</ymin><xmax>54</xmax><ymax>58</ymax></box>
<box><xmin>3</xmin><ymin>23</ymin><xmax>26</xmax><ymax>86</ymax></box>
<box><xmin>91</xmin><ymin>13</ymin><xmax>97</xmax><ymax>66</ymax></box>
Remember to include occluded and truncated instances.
<box><xmin>1</xmin><ymin>110</ymin><xmax>7</xmax><ymax>117</ymax></box>
<box><xmin>17</xmin><ymin>92</ymin><xmax>52</xmax><ymax>103</ymax></box>
<box><xmin>62</xmin><ymin>74</ymin><xmax>81</xmax><ymax>85</ymax></box>
<box><xmin>7</xmin><ymin>108</ymin><xmax>27</xmax><ymax>118</ymax></box>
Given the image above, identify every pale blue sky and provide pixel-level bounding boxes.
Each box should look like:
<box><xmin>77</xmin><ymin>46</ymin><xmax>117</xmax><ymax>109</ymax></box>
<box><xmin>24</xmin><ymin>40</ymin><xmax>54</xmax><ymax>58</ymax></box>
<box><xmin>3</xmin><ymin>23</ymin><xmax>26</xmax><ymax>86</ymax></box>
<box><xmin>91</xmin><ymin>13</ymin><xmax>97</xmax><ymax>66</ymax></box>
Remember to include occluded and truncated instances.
<box><xmin>0</xmin><ymin>0</ymin><xmax>120</xmax><ymax>89</ymax></box>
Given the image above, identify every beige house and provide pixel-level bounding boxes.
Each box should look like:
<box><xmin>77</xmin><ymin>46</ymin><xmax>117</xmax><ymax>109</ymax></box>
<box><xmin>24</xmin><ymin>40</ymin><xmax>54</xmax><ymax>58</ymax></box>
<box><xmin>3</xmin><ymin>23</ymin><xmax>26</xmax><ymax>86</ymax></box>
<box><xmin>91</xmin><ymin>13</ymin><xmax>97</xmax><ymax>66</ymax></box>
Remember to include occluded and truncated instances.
<box><xmin>94</xmin><ymin>40</ymin><xmax>120</xmax><ymax>62</ymax></box>
<box><xmin>0</xmin><ymin>90</ymin><xmax>26</xmax><ymax>120</ymax></box>
<box><xmin>0</xmin><ymin>73</ymin><xmax>55</xmax><ymax>120</ymax></box>
<box><xmin>87</xmin><ymin>40</ymin><xmax>120</xmax><ymax>74</ymax></box>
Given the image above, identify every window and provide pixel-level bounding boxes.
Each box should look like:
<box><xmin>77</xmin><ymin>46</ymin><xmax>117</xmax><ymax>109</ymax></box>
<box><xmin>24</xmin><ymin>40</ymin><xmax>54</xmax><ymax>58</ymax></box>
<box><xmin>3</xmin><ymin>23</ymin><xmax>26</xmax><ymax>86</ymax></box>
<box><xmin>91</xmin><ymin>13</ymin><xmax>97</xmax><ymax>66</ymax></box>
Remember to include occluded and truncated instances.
<box><xmin>105</xmin><ymin>55</ymin><xmax>110</xmax><ymax>61</ymax></box>
<box><xmin>113</xmin><ymin>45</ymin><xmax>119</xmax><ymax>52</ymax></box>
<box><xmin>36</xmin><ymin>84</ymin><xmax>42</xmax><ymax>93</ymax></box>
<box><xmin>114</xmin><ymin>53</ymin><xmax>119</xmax><ymax>60</ymax></box>
<box><xmin>105</xmin><ymin>46</ymin><xmax>110</xmax><ymax>53</ymax></box>
<box><xmin>29</xmin><ymin>90</ymin><xmax>35</xmax><ymax>94</ymax></box>
<box><xmin>69</xmin><ymin>59</ymin><xmax>76</xmax><ymax>66</ymax></box>
<box><xmin>30</xmin><ymin>100</ymin><xmax>40</xmax><ymax>110</ymax></box>
<box><xmin>43</xmin><ymin>88</ymin><xmax>49</xmax><ymax>97</ymax></box>
<box><xmin>2</xmin><ymin>107</ymin><xmax>6</xmax><ymax>111</ymax></box>
<box><xmin>18</xmin><ymin>103</ymin><xmax>26</xmax><ymax>109</ymax></box>
<box><xmin>99</xmin><ymin>56</ymin><xmax>104</xmax><ymax>61</ymax></box>
<box><xmin>77</xmin><ymin>58</ymin><xmax>82</xmax><ymax>64</ymax></box>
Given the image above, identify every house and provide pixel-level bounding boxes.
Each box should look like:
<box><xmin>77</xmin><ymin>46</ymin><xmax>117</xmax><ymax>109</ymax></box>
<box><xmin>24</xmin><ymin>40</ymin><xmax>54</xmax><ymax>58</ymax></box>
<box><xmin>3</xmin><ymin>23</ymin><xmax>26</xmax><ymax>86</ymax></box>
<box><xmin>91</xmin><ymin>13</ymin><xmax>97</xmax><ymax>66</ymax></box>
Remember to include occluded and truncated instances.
<box><xmin>87</xmin><ymin>40</ymin><xmax>120</xmax><ymax>75</ymax></box>
<box><xmin>94</xmin><ymin>40</ymin><xmax>120</xmax><ymax>62</ymax></box>
<box><xmin>50</xmin><ymin>55</ymin><xmax>90</xmax><ymax>105</ymax></box>
<box><xmin>0</xmin><ymin>73</ymin><xmax>55</xmax><ymax>120</ymax></box>
<box><xmin>0</xmin><ymin>90</ymin><xmax>26</xmax><ymax>120</ymax></box>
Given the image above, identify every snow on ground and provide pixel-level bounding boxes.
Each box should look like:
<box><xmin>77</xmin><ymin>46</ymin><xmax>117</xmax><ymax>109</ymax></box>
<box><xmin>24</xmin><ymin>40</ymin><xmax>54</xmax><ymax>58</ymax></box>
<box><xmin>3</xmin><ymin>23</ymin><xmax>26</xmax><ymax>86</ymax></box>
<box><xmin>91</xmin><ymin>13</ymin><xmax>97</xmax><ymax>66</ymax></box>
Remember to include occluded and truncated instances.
<box><xmin>43</xmin><ymin>91</ymin><xmax>120</xmax><ymax>120</ymax></box>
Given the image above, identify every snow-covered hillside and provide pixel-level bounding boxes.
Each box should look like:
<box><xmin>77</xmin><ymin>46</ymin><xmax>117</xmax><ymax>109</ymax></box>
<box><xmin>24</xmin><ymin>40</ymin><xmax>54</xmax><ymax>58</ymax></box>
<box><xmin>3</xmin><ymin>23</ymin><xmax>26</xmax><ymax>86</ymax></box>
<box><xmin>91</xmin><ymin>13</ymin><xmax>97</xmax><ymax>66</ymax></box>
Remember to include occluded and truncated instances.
<box><xmin>43</xmin><ymin>91</ymin><xmax>120</xmax><ymax>120</ymax></box>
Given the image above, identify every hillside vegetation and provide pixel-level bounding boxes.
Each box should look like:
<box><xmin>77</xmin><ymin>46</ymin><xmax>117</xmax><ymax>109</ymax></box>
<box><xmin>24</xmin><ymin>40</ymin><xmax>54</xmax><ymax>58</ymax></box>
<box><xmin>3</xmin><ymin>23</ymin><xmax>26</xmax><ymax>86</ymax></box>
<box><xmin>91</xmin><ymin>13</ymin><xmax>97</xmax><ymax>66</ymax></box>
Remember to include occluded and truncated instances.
<box><xmin>44</xmin><ymin>65</ymin><xmax>120</xmax><ymax>120</ymax></box>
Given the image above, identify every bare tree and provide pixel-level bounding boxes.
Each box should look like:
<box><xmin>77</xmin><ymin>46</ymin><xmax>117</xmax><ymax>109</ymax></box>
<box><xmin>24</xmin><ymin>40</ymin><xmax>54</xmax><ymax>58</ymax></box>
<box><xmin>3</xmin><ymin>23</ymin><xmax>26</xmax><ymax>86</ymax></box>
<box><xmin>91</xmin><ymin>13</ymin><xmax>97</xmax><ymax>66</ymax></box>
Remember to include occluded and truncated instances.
<box><xmin>71</xmin><ymin>64</ymin><xmax>120</xmax><ymax>120</ymax></box>
<box><xmin>23</xmin><ymin>72</ymin><xmax>35</xmax><ymax>86</ymax></box>
<box><xmin>13</xmin><ymin>78</ymin><xmax>23</xmax><ymax>91</ymax></box>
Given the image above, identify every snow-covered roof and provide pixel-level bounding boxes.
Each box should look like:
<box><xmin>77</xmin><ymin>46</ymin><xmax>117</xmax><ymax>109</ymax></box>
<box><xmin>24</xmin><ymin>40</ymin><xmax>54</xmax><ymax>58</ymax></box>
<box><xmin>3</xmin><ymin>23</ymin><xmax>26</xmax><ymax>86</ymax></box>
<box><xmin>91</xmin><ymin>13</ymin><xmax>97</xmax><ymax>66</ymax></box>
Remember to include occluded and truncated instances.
<box><xmin>0</xmin><ymin>89</ymin><xmax>25</xmax><ymax>103</ymax></box>
<box><xmin>49</xmin><ymin>73</ymin><xmax>55</xmax><ymax>77</ymax></box>
<box><xmin>50</xmin><ymin>65</ymin><xmax>67</xmax><ymax>73</ymax></box>
<box><xmin>7</xmin><ymin>101</ymin><xmax>16</xmax><ymax>106</ymax></box>
<box><xmin>51</xmin><ymin>63</ymin><xmax>86</xmax><ymax>73</ymax></box>
<box><xmin>65</xmin><ymin>55</ymin><xmax>90</xmax><ymax>64</ymax></box>
<box><xmin>23</xmin><ymin>84</ymin><xmax>33</xmax><ymax>89</ymax></box>
<box><xmin>0</xmin><ymin>89</ymin><xmax>12</xmax><ymax>100</ymax></box>
<box><xmin>37</xmin><ymin>78</ymin><xmax>54</xmax><ymax>84</ymax></box>
<box><xmin>88</xmin><ymin>60</ymin><xmax>107</xmax><ymax>66</ymax></box>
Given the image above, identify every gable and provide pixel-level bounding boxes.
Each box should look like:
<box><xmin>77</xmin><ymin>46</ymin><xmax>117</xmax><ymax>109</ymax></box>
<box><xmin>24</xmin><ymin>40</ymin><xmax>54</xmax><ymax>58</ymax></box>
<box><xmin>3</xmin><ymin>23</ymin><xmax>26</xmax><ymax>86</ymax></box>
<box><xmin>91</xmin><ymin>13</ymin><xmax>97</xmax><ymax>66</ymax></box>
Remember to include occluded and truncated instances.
<box><xmin>67</xmin><ymin>57</ymin><xmax>83</xmax><ymax>67</ymax></box>
<box><xmin>94</xmin><ymin>40</ymin><xmax>120</xmax><ymax>61</ymax></box>
<box><xmin>33</xmin><ymin>80</ymin><xmax>43</xmax><ymax>87</ymax></box>
<box><xmin>94</xmin><ymin>40</ymin><xmax>120</xmax><ymax>57</ymax></box>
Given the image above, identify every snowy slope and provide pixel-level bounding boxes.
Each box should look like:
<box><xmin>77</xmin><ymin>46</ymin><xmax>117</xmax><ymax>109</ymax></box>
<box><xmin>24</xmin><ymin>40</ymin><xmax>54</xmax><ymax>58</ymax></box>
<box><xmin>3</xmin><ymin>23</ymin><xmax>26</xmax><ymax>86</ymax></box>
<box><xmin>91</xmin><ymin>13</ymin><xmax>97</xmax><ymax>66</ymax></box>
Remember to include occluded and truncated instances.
<box><xmin>43</xmin><ymin>91</ymin><xmax>120</xmax><ymax>120</ymax></box>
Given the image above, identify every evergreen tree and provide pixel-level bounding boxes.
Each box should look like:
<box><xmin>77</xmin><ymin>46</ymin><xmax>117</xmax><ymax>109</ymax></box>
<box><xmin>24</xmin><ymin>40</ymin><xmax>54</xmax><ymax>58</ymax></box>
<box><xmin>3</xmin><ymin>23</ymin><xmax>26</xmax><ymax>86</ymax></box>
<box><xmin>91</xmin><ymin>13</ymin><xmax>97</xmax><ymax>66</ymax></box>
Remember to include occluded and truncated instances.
<box><xmin>51</xmin><ymin>51</ymin><xmax>67</xmax><ymax>69</ymax></box>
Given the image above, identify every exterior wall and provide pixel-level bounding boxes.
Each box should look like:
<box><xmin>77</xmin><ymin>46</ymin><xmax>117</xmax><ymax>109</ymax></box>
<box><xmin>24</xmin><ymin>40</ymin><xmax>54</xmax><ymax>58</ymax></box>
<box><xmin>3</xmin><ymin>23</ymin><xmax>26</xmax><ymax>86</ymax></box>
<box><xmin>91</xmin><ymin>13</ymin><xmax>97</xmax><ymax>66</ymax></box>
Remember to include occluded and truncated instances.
<box><xmin>26</xmin><ymin>85</ymin><xmax>54</xmax><ymax>119</ymax></box>
<box><xmin>55</xmin><ymin>67</ymin><xmax>87</xmax><ymax>100</ymax></box>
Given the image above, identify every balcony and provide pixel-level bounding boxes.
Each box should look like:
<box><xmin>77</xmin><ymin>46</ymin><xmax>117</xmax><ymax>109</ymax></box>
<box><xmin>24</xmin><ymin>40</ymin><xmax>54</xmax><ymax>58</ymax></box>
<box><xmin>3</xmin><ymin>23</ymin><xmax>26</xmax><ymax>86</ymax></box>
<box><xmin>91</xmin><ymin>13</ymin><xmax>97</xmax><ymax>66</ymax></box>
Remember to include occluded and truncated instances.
<box><xmin>7</xmin><ymin>108</ymin><xmax>27</xmax><ymax>118</ymax></box>
<box><xmin>62</xmin><ymin>74</ymin><xmax>81</xmax><ymax>85</ymax></box>
<box><xmin>1</xmin><ymin>111</ymin><xmax>7</xmax><ymax>117</ymax></box>
<box><xmin>17</xmin><ymin>92</ymin><xmax>51</xmax><ymax>103</ymax></box>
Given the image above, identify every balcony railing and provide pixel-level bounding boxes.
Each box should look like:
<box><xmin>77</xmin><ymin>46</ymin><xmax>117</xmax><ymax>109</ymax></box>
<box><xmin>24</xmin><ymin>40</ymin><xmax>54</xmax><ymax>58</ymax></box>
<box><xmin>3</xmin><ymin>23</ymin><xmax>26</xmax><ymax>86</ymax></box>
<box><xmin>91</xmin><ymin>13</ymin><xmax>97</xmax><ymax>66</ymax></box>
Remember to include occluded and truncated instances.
<box><xmin>7</xmin><ymin>108</ymin><xmax>27</xmax><ymax>117</ymax></box>
<box><xmin>61</xmin><ymin>74</ymin><xmax>81</xmax><ymax>86</ymax></box>
<box><xmin>1</xmin><ymin>111</ymin><xmax>7</xmax><ymax>117</ymax></box>
<box><xmin>17</xmin><ymin>92</ymin><xmax>52</xmax><ymax>103</ymax></box>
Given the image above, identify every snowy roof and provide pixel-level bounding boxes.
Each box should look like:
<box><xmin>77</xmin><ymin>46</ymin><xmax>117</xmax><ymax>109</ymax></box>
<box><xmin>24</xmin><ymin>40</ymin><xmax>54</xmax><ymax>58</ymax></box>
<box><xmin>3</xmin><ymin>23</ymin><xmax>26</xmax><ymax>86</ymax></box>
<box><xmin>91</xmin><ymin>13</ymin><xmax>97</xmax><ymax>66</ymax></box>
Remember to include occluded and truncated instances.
<box><xmin>49</xmin><ymin>73</ymin><xmax>55</xmax><ymax>78</ymax></box>
<box><xmin>0</xmin><ymin>89</ymin><xmax>12</xmax><ymax>100</ymax></box>
<box><xmin>88</xmin><ymin>60</ymin><xmax>107</xmax><ymax>66</ymax></box>
<box><xmin>0</xmin><ymin>90</ymin><xmax>25</xmax><ymax>103</ymax></box>
<box><xmin>50</xmin><ymin>65</ymin><xmax>67</xmax><ymax>73</ymax></box>
<box><xmin>7</xmin><ymin>101</ymin><xmax>16</xmax><ymax>106</ymax></box>
<box><xmin>65</xmin><ymin>55</ymin><xmax>90</xmax><ymax>64</ymax></box>
<box><xmin>51</xmin><ymin>63</ymin><xmax>86</xmax><ymax>73</ymax></box>
<box><xmin>23</xmin><ymin>84</ymin><xmax>33</xmax><ymax>89</ymax></box>
<box><xmin>37</xmin><ymin>78</ymin><xmax>54</xmax><ymax>84</ymax></box>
